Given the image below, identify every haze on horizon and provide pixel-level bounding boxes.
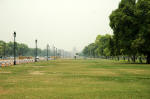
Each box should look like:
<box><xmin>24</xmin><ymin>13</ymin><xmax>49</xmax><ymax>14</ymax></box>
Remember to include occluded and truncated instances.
<box><xmin>0</xmin><ymin>0</ymin><xmax>121</xmax><ymax>51</ymax></box>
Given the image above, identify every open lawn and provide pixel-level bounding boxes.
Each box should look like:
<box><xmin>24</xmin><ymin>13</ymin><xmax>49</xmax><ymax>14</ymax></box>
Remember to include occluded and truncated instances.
<box><xmin>0</xmin><ymin>59</ymin><xmax>150</xmax><ymax>99</ymax></box>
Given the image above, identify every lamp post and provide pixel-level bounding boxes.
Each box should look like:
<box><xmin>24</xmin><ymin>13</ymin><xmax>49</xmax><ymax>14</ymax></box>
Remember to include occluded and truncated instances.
<box><xmin>3</xmin><ymin>42</ymin><xmax>6</xmax><ymax>59</ymax></box>
<box><xmin>49</xmin><ymin>46</ymin><xmax>51</xmax><ymax>59</ymax></box>
<box><xmin>63</xmin><ymin>50</ymin><xmax>65</xmax><ymax>58</ymax></box>
<box><xmin>56</xmin><ymin>48</ymin><xmax>57</xmax><ymax>59</ymax></box>
<box><xmin>35</xmin><ymin>39</ymin><xmax>38</xmax><ymax>62</ymax></box>
<box><xmin>47</xmin><ymin>44</ymin><xmax>49</xmax><ymax>61</ymax></box>
<box><xmin>53</xmin><ymin>46</ymin><xmax>55</xmax><ymax>60</ymax></box>
<box><xmin>59</xmin><ymin>50</ymin><xmax>60</xmax><ymax>58</ymax></box>
<box><xmin>13</xmin><ymin>32</ymin><xmax>16</xmax><ymax>65</ymax></box>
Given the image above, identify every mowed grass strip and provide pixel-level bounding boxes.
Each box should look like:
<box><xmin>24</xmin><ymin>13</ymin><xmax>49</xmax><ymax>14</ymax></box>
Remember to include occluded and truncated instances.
<box><xmin>0</xmin><ymin>59</ymin><xmax>150</xmax><ymax>99</ymax></box>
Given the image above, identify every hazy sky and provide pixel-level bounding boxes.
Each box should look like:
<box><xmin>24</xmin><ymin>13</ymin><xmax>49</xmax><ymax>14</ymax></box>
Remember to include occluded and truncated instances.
<box><xmin>0</xmin><ymin>0</ymin><xmax>120</xmax><ymax>51</ymax></box>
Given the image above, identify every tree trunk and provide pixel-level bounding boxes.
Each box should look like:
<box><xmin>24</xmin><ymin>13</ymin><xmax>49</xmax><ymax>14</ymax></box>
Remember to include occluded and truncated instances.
<box><xmin>117</xmin><ymin>56</ymin><xmax>120</xmax><ymax>61</ymax></box>
<box><xmin>128</xmin><ymin>57</ymin><xmax>130</xmax><ymax>62</ymax></box>
<box><xmin>123</xmin><ymin>56</ymin><xmax>125</xmax><ymax>61</ymax></box>
<box><xmin>132</xmin><ymin>56</ymin><xmax>136</xmax><ymax>63</ymax></box>
<box><xmin>146</xmin><ymin>54</ymin><xmax>150</xmax><ymax>64</ymax></box>
<box><xmin>139</xmin><ymin>57</ymin><xmax>142</xmax><ymax>64</ymax></box>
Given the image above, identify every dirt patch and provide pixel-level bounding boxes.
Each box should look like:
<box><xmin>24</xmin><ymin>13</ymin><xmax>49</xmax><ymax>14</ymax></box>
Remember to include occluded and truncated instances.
<box><xmin>30</xmin><ymin>71</ymin><xmax>45</xmax><ymax>75</ymax></box>
<box><xmin>0</xmin><ymin>89</ymin><xmax>10</xmax><ymax>95</ymax></box>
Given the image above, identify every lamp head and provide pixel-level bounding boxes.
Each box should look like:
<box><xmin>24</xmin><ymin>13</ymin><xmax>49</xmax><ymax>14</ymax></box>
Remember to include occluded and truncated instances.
<box><xmin>14</xmin><ymin>32</ymin><xmax>16</xmax><ymax>37</ymax></box>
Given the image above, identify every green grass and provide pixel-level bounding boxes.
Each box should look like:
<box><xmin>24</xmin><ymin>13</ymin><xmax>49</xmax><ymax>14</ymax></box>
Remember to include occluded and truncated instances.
<box><xmin>0</xmin><ymin>59</ymin><xmax>150</xmax><ymax>99</ymax></box>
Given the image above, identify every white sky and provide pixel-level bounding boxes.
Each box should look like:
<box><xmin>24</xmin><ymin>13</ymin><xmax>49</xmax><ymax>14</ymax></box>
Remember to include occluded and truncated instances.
<box><xmin>0</xmin><ymin>0</ymin><xmax>120</xmax><ymax>51</ymax></box>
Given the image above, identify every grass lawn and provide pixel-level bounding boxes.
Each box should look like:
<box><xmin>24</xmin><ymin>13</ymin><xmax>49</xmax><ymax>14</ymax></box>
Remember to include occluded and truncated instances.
<box><xmin>0</xmin><ymin>59</ymin><xmax>150</xmax><ymax>99</ymax></box>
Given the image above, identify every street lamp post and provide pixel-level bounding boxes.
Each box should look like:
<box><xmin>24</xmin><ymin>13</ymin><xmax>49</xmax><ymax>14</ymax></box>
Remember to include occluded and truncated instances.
<box><xmin>49</xmin><ymin>46</ymin><xmax>51</xmax><ymax>59</ymax></box>
<box><xmin>35</xmin><ymin>39</ymin><xmax>38</xmax><ymax>62</ymax></box>
<box><xmin>47</xmin><ymin>44</ymin><xmax>49</xmax><ymax>61</ymax></box>
<box><xmin>56</xmin><ymin>48</ymin><xmax>57</xmax><ymax>59</ymax></box>
<box><xmin>53</xmin><ymin>46</ymin><xmax>55</xmax><ymax>60</ymax></box>
<box><xmin>3</xmin><ymin>42</ymin><xmax>6</xmax><ymax>59</ymax></box>
<box><xmin>63</xmin><ymin>50</ymin><xmax>65</xmax><ymax>58</ymax></box>
<box><xmin>62</xmin><ymin>50</ymin><xmax>65</xmax><ymax>58</ymax></box>
<box><xmin>13</xmin><ymin>32</ymin><xmax>16</xmax><ymax>65</ymax></box>
<box><xmin>59</xmin><ymin>50</ymin><xmax>60</xmax><ymax>58</ymax></box>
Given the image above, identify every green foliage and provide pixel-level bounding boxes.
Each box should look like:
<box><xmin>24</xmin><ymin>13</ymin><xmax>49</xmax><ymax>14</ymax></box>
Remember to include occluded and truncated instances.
<box><xmin>109</xmin><ymin>0</ymin><xmax>150</xmax><ymax>63</ymax></box>
<box><xmin>83</xmin><ymin>43</ymin><xmax>97</xmax><ymax>57</ymax></box>
<box><xmin>133</xmin><ymin>0</ymin><xmax>150</xmax><ymax>54</ymax></box>
<box><xmin>0</xmin><ymin>40</ymin><xmax>53</xmax><ymax>57</ymax></box>
<box><xmin>110</xmin><ymin>0</ymin><xmax>137</xmax><ymax>56</ymax></box>
<box><xmin>83</xmin><ymin>34</ymin><xmax>112</xmax><ymax>57</ymax></box>
<box><xmin>0</xmin><ymin>41</ymin><xmax>5</xmax><ymax>56</ymax></box>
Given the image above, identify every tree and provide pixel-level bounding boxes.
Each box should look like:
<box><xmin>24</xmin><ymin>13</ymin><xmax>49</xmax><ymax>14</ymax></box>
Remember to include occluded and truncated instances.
<box><xmin>132</xmin><ymin>0</ymin><xmax>150</xmax><ymax>63</ymax></box>
<box><xmin>109</xmin><ymin>0</ymin><xmax>150</xmax><ymax>63</ymax></box>
<box><xmin>110</xmin><ymin>0</ymin><xmax>138</xmax><ymax>62</ymax></box>
<box><xmin>95</xmin><ymin>34</ymin><xmax>111</xmax><ymax>57</ymax></box>
<box><xmin>0</xmin><ymin>40</ymin><xmax>5</xmax><ymax>57</ymax></box>
<box><xmin>17</xmin><ymin>43</ymin><xmax>29</xmax><ymax>56</ymax></box>
<box><xmin>0</xmin><ymin>40</ymin><xmax>56</xmax><ymax>57</ymax></box>
<box><xmin>108</xmin><ymin>36</ymin><xmax>115</xmax><ymax>56</ymax></box>
<box><xmin>82</xmin><ymin>34</ymin><xmax>112</xmax><ymax>58</ymax></box>
<box><xmin>83</xmin><ymin>43</ymin><xmax>97</xmax><ymax>58</ymax></box>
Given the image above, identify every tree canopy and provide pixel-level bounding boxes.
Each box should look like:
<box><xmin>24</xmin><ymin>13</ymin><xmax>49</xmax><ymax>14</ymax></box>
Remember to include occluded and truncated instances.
<box><xmin>109</xmin><ymin>0</ymin><xmax>150</xmax><ymax>63</ymax></box>
<box><xmin>83</xmin><ymin>34</ymin><xmax>112</xmax><ymax>58</ymax></box>
<box><xmin>83</xmin><ymin>0</ymin><xmax>150</xmax><ymax>64</ymax></box>
<box><xmin>0</xmin><ymin>40</ymin><xmax>53</xmax><ymax>58</ymax></box>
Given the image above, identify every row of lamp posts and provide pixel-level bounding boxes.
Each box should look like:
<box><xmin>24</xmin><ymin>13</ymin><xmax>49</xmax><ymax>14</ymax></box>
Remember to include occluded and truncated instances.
<box><xmin>13</xmin><ymin>32</ymin><xmax>38</xmax><ymax>65</ymax></box>
<box><xmin>13</xmin><ymin>31</ymin><xmax>62</xmax><ymax>65</ymax></box>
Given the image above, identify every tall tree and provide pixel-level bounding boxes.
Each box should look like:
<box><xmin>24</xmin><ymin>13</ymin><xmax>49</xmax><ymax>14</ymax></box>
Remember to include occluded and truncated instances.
<box><xmin>110</xmin><ymin>0</ymin><xmax>137</xmax><ymax>62</ymax></box>
<box><xmin>110</xmin><ymin>0</ymin><xmax>150</xmax><ymax>63</ymax></box>
<box><xmin>132</xmin><ymin>0</ymin><xmax>150</xmax><ymax>63</ymax></box>
<box><xmin>82</xmin><ymin>34</ymin><xmax>112</xmax><ymax>58</ymax></box>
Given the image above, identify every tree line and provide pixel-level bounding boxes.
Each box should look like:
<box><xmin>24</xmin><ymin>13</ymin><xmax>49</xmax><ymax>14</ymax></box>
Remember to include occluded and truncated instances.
<box><xmin>83</xmin><ymin>34</ymin><xmax>111</xmax><ymax>58</ymax></box>
<box><xmin>83</xmin><ymin>0</ymin><xmax>150</xmax><ymax>64</ymax></box>
<box><xmin>0</xmin><ymin>40</ymin><xmax>53</xmax><ymax>58</ymax></box>
<box><xmin>0</xmin><ymin>40</ymin><xmax>73</xmax><ymax>59</ymax></box>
